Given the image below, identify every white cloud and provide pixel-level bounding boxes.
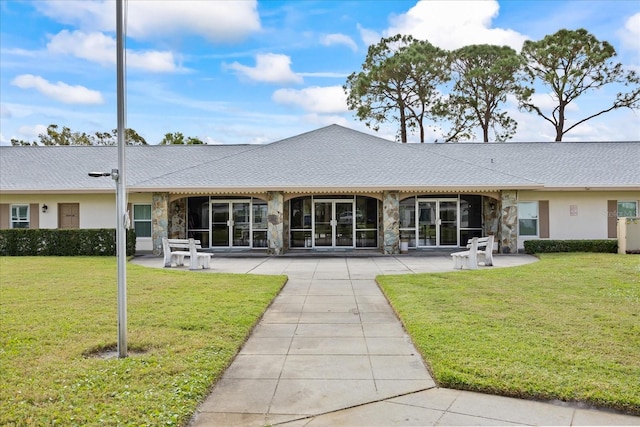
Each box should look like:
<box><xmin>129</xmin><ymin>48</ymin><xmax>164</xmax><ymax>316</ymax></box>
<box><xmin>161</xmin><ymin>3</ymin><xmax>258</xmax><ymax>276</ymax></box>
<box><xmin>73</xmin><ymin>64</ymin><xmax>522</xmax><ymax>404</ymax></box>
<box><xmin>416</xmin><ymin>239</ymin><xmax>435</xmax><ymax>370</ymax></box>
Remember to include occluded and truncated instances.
<box><xmin>36</xmin><ymin>0</ymin><xmax>261</xmax><ymax>42</ymax></box>
<box><xmin>228</xmin><ymin>53</ymin><xmax>303</xmax><ymax>84</ymax></box>
<box><xmin>11</xmin><ymin>74</ymin><xmax>104</xmax><ymax>104</ymax></box>
<box><xmin>384</xmin><ymin>0</ymin><xmax>528</xmax><ymax>51</ymax></box>
<box><xmin>618</xmin><ymin>12</ymin><xmax>640</xmax><ymax>52</ymax></box>
<box><xmin>272</xmin><ymin>86</ymin><xmax>348</xmax><ymax>114</ymax></box>
<box><xmin>523</xmin><ymin>92</ymin><xmax>579</xmax><ymax>112</ymax></box>
<box><xmin>18</xmin><ymin>124</ymin><xmax>48</xmax><ymax>139</ymax></box>
<box><xmin>47</xmin><ymin>30</ymin><xmax>180</xmax><ymax>72</ymax></box>
<box><xmin>357</xmin><ymin>24</ymin><xmax>381</xmax><ymax>47</ymax></box>
<box><xmin>321</xmin><ymin>33</ymin><xmax>358</xmax><ymax>51</ymax></box>
<box><xmin>302</xmin><ymin>113</ymin><xmax>350</xmax><ymax>128</ymax></box>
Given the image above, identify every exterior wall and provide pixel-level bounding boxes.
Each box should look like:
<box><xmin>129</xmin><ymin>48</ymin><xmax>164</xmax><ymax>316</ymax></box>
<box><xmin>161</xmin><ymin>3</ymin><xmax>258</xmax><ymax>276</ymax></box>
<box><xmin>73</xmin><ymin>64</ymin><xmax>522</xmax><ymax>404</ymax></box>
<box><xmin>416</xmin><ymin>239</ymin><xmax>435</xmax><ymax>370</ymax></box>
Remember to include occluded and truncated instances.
<box><xmin>151</xmin><ymin>193</ymin><xmax>169</xmax><ymax>255</ymax></box>
<box><xmin>516</xmin><ymin>190</ymin><xmax>640</xmax><ymax>250</ymax></box>
<box><xmin>500</xmin><ymin>190</ymin><xmax>518</xmax><ymax>254</ymax></box>
<box><xmin>482</xmin><ymin>196</ymin><xmax>500</xmax><ymax>239</ymax></box>
<box><xmin>0</xmin><ymin>193</ymin><xmax>155</xmax><ymax>251</ymax></box>
<box><xmin>382</xmin><ymin>191</ymin><xmax>400</xmax><ymax>254</ymax></box>
<box><xmin>267</xmin><ymin>191</ymin><xmax>284</xmax><ymax>255</ymax></box>
<box><xmin>169</xmin><ymin>198</ymin><xmax>187</xmax><ymax>239</ymax></box>
<box><xmin>0</xmin><ymin>193</ymin><xmax>117</xmax><ymax>229</ymax></box>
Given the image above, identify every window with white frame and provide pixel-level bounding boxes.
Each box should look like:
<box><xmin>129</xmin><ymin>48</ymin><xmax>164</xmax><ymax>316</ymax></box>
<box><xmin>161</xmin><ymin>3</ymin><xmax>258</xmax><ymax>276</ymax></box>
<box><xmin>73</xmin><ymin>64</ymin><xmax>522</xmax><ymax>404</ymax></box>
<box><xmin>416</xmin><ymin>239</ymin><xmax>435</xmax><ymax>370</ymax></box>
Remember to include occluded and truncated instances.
<box><xmin>11</xmin><ymin>204</ymin><xmax>29</xmax><ymax>229</ymax></box>
<box><xmin>133</xmin><ymin>204</ymin><xmax>152</xmax><ymax>237</ymax></box>
<box><xmin>617</xmin><ymin>201</ymin><xmax>638</xmax><ymax>218</ymax></box>
<box><xmin>518</xmin><ymin>201</ymin><xmax>538</xmax><ymax>236</ymax></box>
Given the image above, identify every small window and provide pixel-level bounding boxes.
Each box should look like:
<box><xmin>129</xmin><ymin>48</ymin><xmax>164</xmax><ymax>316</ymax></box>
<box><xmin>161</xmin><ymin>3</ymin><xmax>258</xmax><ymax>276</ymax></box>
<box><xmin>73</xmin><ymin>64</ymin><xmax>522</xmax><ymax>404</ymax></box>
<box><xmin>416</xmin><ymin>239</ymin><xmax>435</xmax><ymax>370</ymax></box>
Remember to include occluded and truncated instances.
<box><xmin>617</xmin><ymin>201</ymin><xmax>638</xmax><ymax>218</ymax></box>
<box><xmin>518</xmin><ymin>201</ymin><xmax>538</xmax><ymax>236</ymax></box>
<box><xmin>133</xmin><ymin>204</ymin><xmax>152</xmax><ymax>237</ymax></box>
<box><xmin>11</xmin><ymin>205</ymin><xmax>29</xmax><ymax>229</ymax></box>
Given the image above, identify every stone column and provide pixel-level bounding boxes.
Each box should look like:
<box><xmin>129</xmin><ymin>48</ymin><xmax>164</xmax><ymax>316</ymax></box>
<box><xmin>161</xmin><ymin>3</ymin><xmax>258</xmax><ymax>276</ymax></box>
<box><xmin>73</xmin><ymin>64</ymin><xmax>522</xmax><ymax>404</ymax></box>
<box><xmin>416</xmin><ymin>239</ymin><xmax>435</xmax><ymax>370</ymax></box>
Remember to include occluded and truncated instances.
<box><xmin>151</xmin><ymin>192</ymin><xmax>169</xmax><ymax>255</ymax></box>
<box><xmin>267</xmin><ymin>191</ymin><xmax>284</xmax><ymax>255</ymax></box>
<box><xmin>169</xmin><ymin>198</ymin><xmax>186</xmax><ymax>239</ymax></box>
<box><xmin>483</xmin><ymin>196</ymin><xmax>500</xmax><ymax>247</ymax></box>
<box><xmin>382</xmin><ymin>191</ymin><xmax>400</xmax><ymax>254</ymax></box>
<box><xmin>500</xmin><ymin>190</ymin><xmax>517</xmax><ymax>254</ymax></box>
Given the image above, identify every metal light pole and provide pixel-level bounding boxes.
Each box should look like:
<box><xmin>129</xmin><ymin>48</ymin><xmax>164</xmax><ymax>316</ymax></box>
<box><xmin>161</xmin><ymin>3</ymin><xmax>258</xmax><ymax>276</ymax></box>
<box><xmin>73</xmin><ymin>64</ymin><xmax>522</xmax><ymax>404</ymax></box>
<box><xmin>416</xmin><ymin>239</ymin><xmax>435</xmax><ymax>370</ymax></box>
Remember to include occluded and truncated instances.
<box><xmin>89</xmin><ymin>0</ymin><xmax>127</xmax><ymax>358</ymax></box>
<box><xmin>115</xmin><ymin>0</ymin><xmax>127</xmax><ymax>359</ymax></box>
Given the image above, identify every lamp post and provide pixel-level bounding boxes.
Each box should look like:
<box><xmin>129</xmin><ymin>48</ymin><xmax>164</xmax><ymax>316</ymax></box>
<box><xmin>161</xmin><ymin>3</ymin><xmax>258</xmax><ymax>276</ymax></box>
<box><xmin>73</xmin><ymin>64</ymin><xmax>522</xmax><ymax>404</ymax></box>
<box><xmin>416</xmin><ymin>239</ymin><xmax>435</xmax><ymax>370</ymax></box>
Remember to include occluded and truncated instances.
<box><xmin>88</xmin><ymin>169</ymin><xmax>127</xmax><ymax>358</ymax></box>
<box><xmin>86</xmin><ymin>0</ymin><xmax>128</xmax><ymax>358</ymax></box>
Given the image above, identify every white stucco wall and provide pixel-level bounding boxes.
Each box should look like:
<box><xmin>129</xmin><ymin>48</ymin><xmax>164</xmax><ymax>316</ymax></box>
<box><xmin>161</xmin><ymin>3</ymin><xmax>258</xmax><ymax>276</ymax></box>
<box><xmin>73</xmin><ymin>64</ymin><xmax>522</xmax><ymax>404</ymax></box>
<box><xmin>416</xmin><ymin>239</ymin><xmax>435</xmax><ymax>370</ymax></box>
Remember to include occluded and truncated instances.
<box><xmin>0</xmin><ymin>192</ymin><xmax>154</xmax><ymax>252</ymax></box>
<box><xmin>516</xmin><ymin>190</ymin><xmax>640</xmax><ymax>249</ymax></box>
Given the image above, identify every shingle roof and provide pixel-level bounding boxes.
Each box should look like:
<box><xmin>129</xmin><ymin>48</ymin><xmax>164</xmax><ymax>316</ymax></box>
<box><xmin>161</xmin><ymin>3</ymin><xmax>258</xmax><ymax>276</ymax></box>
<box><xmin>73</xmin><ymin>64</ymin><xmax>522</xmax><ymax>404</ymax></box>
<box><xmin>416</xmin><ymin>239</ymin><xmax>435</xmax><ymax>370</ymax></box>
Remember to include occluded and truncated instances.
<box><xmin>1</xmin><ymin>124</ymin><xmax>638</xmax><ymax>194</ymax></box>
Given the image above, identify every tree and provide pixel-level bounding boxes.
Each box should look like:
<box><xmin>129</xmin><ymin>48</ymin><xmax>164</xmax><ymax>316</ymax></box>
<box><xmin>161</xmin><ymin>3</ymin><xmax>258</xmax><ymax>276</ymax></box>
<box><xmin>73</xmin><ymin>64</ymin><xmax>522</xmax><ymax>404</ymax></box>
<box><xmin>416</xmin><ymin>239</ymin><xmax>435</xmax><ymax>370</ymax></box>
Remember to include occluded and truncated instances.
<box><xmin>519</xmin><ymin>28</ymin><xmax>640</xmax><ymax>142</ymax></box>
<box><xmin>344</xmin><ymin>34</ymin><xmax>449</xmax><ymax>143</ymax></box>
<box><xmin>122</xmin><ymin>128</ymin><xmax>148</xmax><ymax>145</ymax></box>
<box><xmin>159</xmin><ymin>132</ymin><xmax>185</xmax><ymax>145</ymax></box>
<box><xmin>403</xmin><ymin>39</ymin><xmax>450</xmax><ymax>142</ymax></box>
<box><xmin>38</xmin><ymin>124</ymin><xmax>93</xmax><ymax>145</ymax></box>
<box><xmin>10</xmin><ymin>124</ymin><xmax>147</xmax><ymax>146</ymax></box>
<box><xmin>159</xmin><ymin>132</ymin><xmax>204</xmax><ymax>144</ymax></box>
<box><xmin>94</xmin><ymin>128</ymin><xmax>147</xmax><ymax>145</ymax></box>
<box><xmin>445</xmin><ymin>44</ymin><xmax>526</xmax><ymax>142</ymax></box>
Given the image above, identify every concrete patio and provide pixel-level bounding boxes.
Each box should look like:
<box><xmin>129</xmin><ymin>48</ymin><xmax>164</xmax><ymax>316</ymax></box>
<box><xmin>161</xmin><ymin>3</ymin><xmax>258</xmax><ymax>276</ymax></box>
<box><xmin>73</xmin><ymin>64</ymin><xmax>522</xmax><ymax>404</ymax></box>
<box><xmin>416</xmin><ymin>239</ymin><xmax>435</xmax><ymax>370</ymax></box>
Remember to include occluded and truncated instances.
<box><xmin>131</xmin><ymin>254</ymin><xmax>640</xmax><ymax>426</ymax></box>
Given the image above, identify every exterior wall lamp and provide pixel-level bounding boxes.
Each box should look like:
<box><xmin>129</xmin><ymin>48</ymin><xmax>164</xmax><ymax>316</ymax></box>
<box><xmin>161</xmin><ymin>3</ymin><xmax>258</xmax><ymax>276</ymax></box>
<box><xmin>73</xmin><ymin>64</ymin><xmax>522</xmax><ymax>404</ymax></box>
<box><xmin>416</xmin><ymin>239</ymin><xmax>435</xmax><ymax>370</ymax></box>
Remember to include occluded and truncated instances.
<box><xmin>42</xmin><ymin>204</ymin><xmax>48</xmax><ymax>213</ymax></box>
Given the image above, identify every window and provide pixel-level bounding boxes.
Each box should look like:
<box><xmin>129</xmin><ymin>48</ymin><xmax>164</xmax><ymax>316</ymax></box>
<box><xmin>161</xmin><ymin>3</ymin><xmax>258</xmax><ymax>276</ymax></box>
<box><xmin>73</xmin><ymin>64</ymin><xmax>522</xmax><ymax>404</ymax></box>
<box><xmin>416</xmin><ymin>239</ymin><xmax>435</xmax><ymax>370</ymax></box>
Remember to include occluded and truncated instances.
<box><xmin>518</xmin><ymin>201</ymin><xmax>538</xmax><ymax>236</ymax></box>
<box><xmin>133</xmin><ymin>204</ymin><xmax>152</xmax><ymax>237</ymax></box>
<box><xmin>618</xmin><ymin>201</ymin><xmax>638</xmax><ymax>218</ymax></box>
<box><xmin>11</xmin><ymin>205</ymin><xmax>29</xmax><ymax>229</ymax></box>
<box><xmin>252</xmin><ymin>201</ymin><xmax>268</xmax><ymax>248</ymax></box>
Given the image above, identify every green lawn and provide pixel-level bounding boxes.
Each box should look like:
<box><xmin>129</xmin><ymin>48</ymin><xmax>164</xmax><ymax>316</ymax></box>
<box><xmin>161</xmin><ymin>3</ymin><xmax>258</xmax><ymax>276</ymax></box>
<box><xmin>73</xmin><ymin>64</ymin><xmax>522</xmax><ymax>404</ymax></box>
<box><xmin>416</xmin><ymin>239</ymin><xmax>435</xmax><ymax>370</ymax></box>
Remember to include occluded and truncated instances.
<box><xmin>378</xmin><ymin>253</ymin><xmax>640</xmax><ymax>415</ymax></box>
<box><xmin>0</xmin><ymin>257</ymin><xmax>286</xmax><ymax>426</ymax></box>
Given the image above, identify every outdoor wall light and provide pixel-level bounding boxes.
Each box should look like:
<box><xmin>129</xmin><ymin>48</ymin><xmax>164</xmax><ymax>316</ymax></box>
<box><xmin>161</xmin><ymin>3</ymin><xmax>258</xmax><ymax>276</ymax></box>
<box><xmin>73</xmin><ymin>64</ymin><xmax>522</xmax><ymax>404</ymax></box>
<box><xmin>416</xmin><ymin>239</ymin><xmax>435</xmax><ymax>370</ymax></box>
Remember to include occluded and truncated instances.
<box><xmin>88</xmin><ymin>169</ymin><xmax>119</xmax><ymax>181</ymax></box>
<box><xmin>489</xmin><ymin>203</ymin><xmax>497</xmax><ymax>210</ymax></box>
<box><xmin>42</xmin><ymin>204</ymin><xmax>48</xmax><ymax>213</ymax></box>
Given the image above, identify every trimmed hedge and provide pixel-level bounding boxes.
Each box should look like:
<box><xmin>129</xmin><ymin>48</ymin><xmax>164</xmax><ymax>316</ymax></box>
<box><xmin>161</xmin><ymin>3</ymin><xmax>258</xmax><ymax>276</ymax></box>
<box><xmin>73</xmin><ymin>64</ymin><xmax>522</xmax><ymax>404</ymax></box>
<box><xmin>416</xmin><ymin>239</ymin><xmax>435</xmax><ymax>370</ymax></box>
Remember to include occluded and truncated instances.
<box><xmin>524</xmin><ymin>239</ymin><xmax>617</xmax><ymax>255</ymax></box>
<box><xmin>0</xmin><ymin>229</ymin><xmax>136</xmax><ymax>256</ymax></box>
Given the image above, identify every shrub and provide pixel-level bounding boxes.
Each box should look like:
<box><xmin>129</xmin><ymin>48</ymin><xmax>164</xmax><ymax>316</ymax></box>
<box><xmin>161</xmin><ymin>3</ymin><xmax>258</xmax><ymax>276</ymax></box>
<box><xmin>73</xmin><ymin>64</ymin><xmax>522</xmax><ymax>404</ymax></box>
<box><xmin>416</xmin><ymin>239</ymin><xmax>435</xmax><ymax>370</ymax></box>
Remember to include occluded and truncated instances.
<box><xmin>0</xmin><ymin>229</ymin><xmax>136</xmax><ymax>256</ymax></box>
<box><xmin>523</xmin><ymin>239</ymin><xmax>617</xmax><ymax>254</ymax></box>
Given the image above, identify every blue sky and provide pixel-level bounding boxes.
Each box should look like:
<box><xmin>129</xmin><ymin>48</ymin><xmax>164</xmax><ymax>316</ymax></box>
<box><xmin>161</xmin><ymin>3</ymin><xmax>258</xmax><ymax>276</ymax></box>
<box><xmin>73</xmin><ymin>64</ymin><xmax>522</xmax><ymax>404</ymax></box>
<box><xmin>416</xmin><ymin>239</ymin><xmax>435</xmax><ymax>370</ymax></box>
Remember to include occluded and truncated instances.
<box><xmin>1</xmin><ymin>0</ymin><xmax>639</xmax><ymax>145</ymax></box>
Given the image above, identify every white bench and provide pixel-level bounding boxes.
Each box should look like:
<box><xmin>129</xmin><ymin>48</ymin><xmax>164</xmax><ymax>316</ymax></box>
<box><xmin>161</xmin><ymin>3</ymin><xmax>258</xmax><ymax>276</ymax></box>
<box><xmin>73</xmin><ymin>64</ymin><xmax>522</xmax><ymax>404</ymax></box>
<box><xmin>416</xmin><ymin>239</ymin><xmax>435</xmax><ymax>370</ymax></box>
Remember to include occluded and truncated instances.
<box><xmin>162</xmin><ymin>238</ymin><xmax>212</xmax><ymax>270</ymax></box>
<box><xmin>476</xmin><ymin>236</ymin><xmax>495</xmax><ymax>267</ymax></box>
<box><xmin>451</xmin><ymin>236</ymin><xmax>495</xmax><ymax>270</ymax></box>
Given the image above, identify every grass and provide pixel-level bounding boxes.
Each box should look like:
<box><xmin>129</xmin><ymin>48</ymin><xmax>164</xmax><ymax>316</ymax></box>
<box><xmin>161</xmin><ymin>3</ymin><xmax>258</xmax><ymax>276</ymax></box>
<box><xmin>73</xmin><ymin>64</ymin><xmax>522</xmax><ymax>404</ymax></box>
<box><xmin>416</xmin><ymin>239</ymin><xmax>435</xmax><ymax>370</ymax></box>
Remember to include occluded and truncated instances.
<box><xmin>0</xmin><ymin>257</ymin><xmax>286</xmax><ymax>426</ymax></box>
<box><xmin>377</xmin><ymin>253</ymin><xmax>640</xmax><ymax>415</ymax></box>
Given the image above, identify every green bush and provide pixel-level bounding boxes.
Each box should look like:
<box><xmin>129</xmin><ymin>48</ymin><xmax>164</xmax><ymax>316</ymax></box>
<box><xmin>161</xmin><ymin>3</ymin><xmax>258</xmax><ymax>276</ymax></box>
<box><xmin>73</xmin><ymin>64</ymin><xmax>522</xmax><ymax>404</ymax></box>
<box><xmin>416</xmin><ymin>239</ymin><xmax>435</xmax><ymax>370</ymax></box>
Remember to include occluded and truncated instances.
<box><xmin>524</xmin><ymin>239</ymin><xmax>617</xmax><ymax>254</ymax></box>
<box><xmin>0</xmin><ymin>229</ymin><xmax>136</xmax><ymax>256</ymax></box>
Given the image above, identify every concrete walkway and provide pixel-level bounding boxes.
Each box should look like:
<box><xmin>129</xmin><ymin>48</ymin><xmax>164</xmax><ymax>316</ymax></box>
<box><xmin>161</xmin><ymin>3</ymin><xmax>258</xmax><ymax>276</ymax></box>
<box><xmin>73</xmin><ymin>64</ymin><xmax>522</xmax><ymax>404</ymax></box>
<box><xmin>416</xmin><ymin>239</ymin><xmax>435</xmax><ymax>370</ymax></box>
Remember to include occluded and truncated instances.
<box><xmin>131</xmin><ymin>254</ymin><xmax>640</xmax><ymax>426</ymax></box>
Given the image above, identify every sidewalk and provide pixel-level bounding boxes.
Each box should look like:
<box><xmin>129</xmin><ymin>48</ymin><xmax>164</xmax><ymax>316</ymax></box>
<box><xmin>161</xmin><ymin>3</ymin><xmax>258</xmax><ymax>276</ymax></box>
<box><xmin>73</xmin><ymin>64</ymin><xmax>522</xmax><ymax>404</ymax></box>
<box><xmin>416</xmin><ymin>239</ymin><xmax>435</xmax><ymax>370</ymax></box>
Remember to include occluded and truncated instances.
<box><xmin>131</xmin><ymin>254</ymin><xmax>639</xmax><ymax>426</ymax></box>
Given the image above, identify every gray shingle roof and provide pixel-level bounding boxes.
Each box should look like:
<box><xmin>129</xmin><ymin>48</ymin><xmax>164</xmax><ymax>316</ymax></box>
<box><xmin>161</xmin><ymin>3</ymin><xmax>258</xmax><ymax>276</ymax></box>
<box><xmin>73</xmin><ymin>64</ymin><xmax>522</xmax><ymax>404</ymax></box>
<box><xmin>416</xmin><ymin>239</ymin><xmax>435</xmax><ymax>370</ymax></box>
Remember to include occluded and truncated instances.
<box><xmin>2</xmin><ymin>124</ymin><xmax>639</xmax><ymax>193</ymax></box>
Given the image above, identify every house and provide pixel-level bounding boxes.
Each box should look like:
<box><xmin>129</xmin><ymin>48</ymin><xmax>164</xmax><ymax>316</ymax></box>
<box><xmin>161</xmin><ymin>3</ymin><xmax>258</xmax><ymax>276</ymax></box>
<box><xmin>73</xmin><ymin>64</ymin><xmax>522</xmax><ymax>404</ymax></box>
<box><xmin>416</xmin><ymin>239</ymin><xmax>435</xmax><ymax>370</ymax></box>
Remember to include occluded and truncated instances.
<box><xmin>1</xmin><ymin>124</ymin><xmax>638</xmax><ymax>255</ymax></box>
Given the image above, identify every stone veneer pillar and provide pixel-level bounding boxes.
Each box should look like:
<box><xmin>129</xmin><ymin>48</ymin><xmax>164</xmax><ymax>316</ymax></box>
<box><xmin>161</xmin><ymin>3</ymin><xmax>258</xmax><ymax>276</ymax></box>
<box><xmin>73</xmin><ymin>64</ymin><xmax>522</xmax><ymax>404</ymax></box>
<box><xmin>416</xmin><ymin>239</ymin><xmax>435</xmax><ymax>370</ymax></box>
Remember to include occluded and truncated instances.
<box><xmin>483</xmin><ymin>197</ymin><xmax>500</xmax><ymax>248</ymax></box>
<box><xmin>169</xmin><ymin>199</ymin><xmax>187</xmax><ymax>239</ymax></box>
<box><xmin>267</xmin><ymin>191</ymin><xmax>284</xmax><ymax>255</ymax></box>
<box><xmin>151</xmin><ymin>192</ymin><xmax>169</xmax><ymax>255</ymax></box>
<box><xmin>382</xmin><ymin>191</ymin><xmax>400</xmax><ymax>254</ymax></box>
<box><xmin>500</xmin><ymin>190</ymin><xmax>518</xmax><ymax>254</ymax></box>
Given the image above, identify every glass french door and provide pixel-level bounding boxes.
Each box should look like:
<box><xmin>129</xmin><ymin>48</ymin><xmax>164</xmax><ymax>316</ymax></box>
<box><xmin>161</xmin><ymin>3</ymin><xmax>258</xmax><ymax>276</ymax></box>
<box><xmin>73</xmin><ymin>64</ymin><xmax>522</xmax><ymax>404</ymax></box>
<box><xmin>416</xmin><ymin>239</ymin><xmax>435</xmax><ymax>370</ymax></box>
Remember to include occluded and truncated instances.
<box><xmin>313</xmin><ymin>200</ymin><xmax>355</xmax><ymax>248</ymax></box>
<box><xmin>210</xmin><ymin>201</ymin><xmax>251</xmax><ymax>247</ymax></box>
<box><xmin>418</xmin><ymin>199</ymin><xmax>458</xmax><ymax>247</ymax></box>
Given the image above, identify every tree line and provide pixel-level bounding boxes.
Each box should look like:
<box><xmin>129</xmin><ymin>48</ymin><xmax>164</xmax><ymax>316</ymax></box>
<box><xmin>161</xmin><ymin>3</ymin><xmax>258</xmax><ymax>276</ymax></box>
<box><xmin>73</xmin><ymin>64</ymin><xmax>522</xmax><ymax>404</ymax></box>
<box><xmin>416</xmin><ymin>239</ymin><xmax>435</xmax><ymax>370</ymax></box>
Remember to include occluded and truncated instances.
<box><xmin>10</xmin><ymin>125</ymin><xmax>204</xmax><ymax>146</ymax></box>
<box><xmin>344</xmin><ymin>28</ymin><xmax>640</xmax><ymax>142</ymax></box>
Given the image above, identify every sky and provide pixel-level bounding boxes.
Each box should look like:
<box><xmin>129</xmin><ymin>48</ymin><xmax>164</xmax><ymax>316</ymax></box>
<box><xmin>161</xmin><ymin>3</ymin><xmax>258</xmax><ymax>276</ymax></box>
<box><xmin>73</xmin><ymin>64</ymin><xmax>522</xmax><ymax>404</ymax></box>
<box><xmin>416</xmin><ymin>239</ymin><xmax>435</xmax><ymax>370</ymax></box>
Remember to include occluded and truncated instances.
<box><xmin>1</xmin><ymin>0</ymin><xmax>639</xmax><ymax>145</ymax></box>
